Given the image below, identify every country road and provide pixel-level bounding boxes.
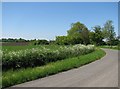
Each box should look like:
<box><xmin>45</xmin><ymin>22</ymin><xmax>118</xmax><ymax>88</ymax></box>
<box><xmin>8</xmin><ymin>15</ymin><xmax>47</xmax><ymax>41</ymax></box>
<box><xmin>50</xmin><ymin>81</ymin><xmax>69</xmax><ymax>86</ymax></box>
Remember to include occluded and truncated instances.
<box><xmin>13</xmin><ymin>49</ymin><xmax>118</xmax><ymax>87</ymax></box>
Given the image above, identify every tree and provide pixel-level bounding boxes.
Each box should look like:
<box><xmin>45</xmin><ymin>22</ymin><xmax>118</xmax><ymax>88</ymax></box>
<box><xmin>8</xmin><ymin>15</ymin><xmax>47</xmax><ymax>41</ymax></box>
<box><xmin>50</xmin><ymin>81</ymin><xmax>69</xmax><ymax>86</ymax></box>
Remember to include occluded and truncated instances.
<box><xmin>34</xmin><ymin>40</ymin><xmax>49</xmax><ymax>45</ymax></box>
<box><xmin>89</xmin><ymin>25</ymin><xmax>104</xmax><ymax>46</ymax></box>
<box><xmin>67</xmin><ymin>22</ymin><xmax>89</xmax><ymax>45</ymax></box>
<box><xmin>49</xmin><ymin>40</ymin><xmax>56</xmax><ymax>45</ymax></box>
<box><xmin>1</xmin><ymin>38</ymin><xmax>27</xmax><ymax>42</ymax></box>
<box><xmin>55</xmin><ymin>36</ymin><xmax>69</xmax><ymax>45</ymax></box>
<box><xmin>102</xmin><ymin>20</ymin><xmax>116</xmax><ymax>46</ymax></box>
<box><xmin>81</xmin><ymin>28</ymin><xmax>90</xmax><ymax>45</ymax></box>
<box><xmin>117</xmin><ymin>35</ymin><xmax>120</xmax><ymax>41</ymax></box>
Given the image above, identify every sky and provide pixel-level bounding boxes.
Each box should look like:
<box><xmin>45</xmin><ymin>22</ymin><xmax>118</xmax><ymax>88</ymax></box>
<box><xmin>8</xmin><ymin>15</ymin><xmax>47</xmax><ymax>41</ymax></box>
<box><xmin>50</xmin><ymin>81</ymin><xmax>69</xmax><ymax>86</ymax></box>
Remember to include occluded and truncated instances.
<box><xmin>2</xmin><ymin>2</ymin><xmax>118</xmax><ymax>40</ymax></box>
<box><xmin>0</xmin><ymin>2</ymin><xmax>2</xmax><ymax>39</ymax></box>
<box><xmin>1</xmin><ymin>0</ymin><xmax>119</xmax><ymax>2</ymax></box>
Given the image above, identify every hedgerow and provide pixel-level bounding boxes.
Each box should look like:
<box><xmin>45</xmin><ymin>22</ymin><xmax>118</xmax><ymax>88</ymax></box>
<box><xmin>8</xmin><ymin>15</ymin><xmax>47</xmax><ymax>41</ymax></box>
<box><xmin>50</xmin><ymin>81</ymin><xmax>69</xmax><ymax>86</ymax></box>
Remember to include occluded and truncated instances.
<box><xmin>2</xmin><ymin>44</ymin><xmax>95</xmax><ymax>70</ymax></box>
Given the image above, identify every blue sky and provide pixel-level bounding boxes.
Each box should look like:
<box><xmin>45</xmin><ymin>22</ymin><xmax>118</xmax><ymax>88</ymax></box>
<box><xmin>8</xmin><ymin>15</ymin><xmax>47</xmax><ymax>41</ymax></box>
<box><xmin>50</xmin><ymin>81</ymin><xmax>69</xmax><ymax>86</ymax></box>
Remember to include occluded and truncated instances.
<box><xmin>2</xmin><ymin>2</ymin><xmax>118</xmax><ymax>40</ymax></box>
<box><xmin>0</xmin><ymin>2</ymin><xmax>2</xmax><ymax>38</ymax></box>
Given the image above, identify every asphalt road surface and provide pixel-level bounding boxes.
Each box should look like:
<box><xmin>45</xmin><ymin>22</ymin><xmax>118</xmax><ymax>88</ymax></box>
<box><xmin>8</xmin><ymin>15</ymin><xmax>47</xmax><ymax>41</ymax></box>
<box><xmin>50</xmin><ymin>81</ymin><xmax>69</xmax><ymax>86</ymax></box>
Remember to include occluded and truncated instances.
<box><xmin>13</xmin><ymin>49</ymin><xmax>118</xmax><ymax>87</ymax></box>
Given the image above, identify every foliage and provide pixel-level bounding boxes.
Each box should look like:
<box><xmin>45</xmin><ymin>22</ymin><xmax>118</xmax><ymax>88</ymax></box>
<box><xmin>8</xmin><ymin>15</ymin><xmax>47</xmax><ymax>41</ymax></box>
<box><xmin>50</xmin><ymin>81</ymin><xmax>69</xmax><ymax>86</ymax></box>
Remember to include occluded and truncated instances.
<box><xmin>56</xmin><ymin>22</ymin><xmax>90</xmax><ymax>45</ymax></box>
<box><xmin>2</xmin><ymin>20</ymin><xmax>119</xmax><ymax>46</ymax></box>
<box><xmin>55</xmin><ymin>36</ymin><xmax>69</xmax><ymax>45</ymax></box>
<box><xmin>1</xmin><ymin>38</ymin><xmax>29</xmax><ymax>42</ymax></box>
<box><xmin>2</xmin><ymin>44</ymin><xmax>95</xmax><ymax>70</ymax></box>
<box><xmin>89</xmin><ymin>25</ymin><xmax>104</xmax><ymax>46</ymax></box>
<box><xmin>2</xmin><ymin>48</ymin><xmax>105</xmax><ymax>88</ymax></box>
<box><xmin>102</xmin><ymin>20</ymin><xmax>116</xmax><ymax>46</ymax></box>
<box><xmin>33</xmin><ymin>40</ymin><xmax>49</xmax><ymax>45</ymax></box>
<box><xmin>49</xmin><ymin>40</ymin><xmax>56</xmax><ymax>45</ymax></box>
<box><xmin>67</xmin><ymin>22</ymin><xmax>90</xmax><ymax>45</ymax></box>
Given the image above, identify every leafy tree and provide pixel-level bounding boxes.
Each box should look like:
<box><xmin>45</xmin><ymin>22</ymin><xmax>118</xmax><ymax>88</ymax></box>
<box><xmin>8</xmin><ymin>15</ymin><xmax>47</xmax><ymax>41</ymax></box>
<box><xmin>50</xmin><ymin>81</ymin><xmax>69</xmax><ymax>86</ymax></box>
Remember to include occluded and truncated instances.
<box><xmin>34</xmin><ymin>40</ymin><xmax>49</xmax><ymax>45</ymax></box>
<box><xmin>55</xmin><ymin>36</ymin><xmax>69</xmax><ymax>45</ymax></box>
<box><xmin>117</xmin><ymin>35</ymin><xmax>120</xmax><ymax>41</ymax></box>
<box><xmin>89</xmin><ymin>25</ymin><xmax>104</xmax><ymax>46</ymax></box>
<box><xmin>102</xmin><ymin>20</ymin><xmax>116</xmax><ymax>46</ymax></box>
<box><xmin>81</xmin><ymin>28</ymin><xmax>90</xmax><ymax>45</ymax></box>
<box><xmin>67</xmin><ymin>22</ymin><xmax>89</xmax><ymax>45</ymax></box>
<box><xmin>49</xmin><ymin>40</ymin><xmax>56</xmax><ymax>45</ymax></box>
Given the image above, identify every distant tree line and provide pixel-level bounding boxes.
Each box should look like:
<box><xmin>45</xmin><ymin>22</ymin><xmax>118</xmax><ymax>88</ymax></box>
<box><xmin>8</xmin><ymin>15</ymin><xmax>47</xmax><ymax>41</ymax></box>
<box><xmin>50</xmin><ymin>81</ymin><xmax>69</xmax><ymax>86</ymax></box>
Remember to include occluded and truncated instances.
<box><xmin>1</xmin><ymin>20</ymin><xmax>120</xmax><ymax>46</ymax></box>
<box><xmin>33</xmin><ymin>39</ymin><xmax>55</xmax><ymax>45</ymax></box>
<box><xmin>1</xmin><ymin>38</ymin><xmax>55</xmax><ymax>45</ymax></box>
<box><xmin>1</xmin><ymin>38</ymin><xmax>29</xmax><ymax>42</ymax></box>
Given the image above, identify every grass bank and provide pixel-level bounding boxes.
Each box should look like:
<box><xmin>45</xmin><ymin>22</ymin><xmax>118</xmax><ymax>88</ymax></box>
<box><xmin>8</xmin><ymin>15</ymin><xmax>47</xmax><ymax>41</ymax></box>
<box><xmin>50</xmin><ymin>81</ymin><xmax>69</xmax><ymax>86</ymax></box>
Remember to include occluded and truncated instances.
<box><xmin>2</xmin><ymin>48</ymin><xmax>106</xmax><ymax>88</ymax></box>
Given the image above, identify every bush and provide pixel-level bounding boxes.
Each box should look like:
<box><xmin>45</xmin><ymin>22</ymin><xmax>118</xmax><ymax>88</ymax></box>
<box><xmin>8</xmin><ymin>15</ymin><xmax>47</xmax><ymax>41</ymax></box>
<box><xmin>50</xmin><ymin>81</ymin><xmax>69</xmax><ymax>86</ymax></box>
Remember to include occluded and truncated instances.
<box><xmin>34</xmin><ymin>40</ymin><xmax>49</xmax><ymax>45</ymax></box>
<box><xmin>2</xmin><ymin>44</ymin><xmax>95</xmax><ymax>70</ymax></box>
<box><xmin>2</xmin><ymin>48</ymin><xmax>105</xmax><ymax>88</ymax></box>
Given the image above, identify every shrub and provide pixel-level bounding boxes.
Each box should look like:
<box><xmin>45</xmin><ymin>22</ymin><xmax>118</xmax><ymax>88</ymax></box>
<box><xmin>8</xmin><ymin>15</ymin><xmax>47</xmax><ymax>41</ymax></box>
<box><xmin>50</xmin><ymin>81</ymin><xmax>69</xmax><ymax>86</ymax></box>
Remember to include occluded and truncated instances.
<box><xmin>34</xmin><ymin>40</ymin><xmax>49</xmax><ymax>45</ymax></box>
<box><xmin>2</xmin><ymin>48</ymin><xmax>105</xmax><ymax>88</ymax></box>
<box><xmin>2</xmin><ymin>44</ymin><xmax>95</xmax><ymax>70</ymax></box>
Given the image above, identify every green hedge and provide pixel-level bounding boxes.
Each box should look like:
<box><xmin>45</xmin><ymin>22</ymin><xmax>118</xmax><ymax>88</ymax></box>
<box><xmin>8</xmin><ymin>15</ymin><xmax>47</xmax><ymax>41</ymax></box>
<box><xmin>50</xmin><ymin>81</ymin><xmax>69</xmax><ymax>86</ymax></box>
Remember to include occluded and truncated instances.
<box><xmin>2</xmin><ymin>48</ymin><xmax>105</xmax><ymax>88</ymax></box>
<box><xmin>2</xmin><ymin>44</ymin><xmax>95</xmax><ymax>70</ymax></box>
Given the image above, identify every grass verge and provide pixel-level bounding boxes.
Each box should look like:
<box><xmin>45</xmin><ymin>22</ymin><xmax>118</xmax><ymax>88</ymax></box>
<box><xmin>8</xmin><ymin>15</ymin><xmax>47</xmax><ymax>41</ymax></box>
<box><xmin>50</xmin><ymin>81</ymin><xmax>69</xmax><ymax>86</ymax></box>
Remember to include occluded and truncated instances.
<box><xmin>2</xmin><ymin>48</ymin><xmax>106</xmax><ymax>88</ymax></box>
<box><xmin>99</xmin><ymin>45</ymin><xmax>120</xmax><ymax>50</ymax></box>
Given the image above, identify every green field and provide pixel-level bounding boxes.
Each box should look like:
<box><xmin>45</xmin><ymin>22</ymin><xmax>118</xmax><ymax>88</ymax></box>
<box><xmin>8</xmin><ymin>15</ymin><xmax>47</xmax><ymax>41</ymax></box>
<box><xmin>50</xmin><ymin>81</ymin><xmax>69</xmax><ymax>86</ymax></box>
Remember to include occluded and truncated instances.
<box><xmin>2</xmin><ymin>45</ymin><xmax>66</xmax><ymax>52</ymax></box>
